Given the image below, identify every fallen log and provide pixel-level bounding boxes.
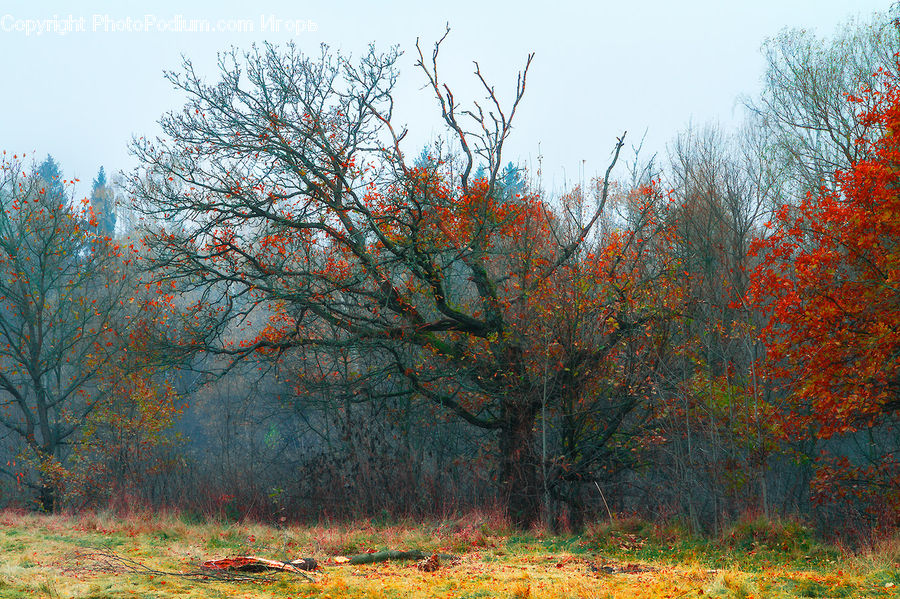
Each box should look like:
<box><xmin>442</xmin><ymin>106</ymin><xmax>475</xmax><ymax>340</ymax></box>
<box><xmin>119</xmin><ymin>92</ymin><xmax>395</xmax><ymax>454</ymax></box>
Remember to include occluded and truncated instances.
<box><xmin>201</xmin><ymin>549</ymin><xmax>457</xmax><ymax>576</ymax></box>
<box><xmin>334</xmin><ymin>550</ymin><xmax>458</xmax><ymax>565</ymax></box>
<box><xmin>202</xmin><ymin>556</ymin><xmax>317</xmax><ymax>575</ymax></box>
<box><xmin>78</xmin><ymin>550</ymin><xmax>314</xmax><ymax>583</ymax></box>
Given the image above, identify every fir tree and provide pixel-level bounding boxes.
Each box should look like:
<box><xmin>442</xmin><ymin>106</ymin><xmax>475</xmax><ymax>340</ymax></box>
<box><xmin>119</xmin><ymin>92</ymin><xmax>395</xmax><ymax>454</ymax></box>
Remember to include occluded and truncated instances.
<box><xmin>90</xmin><ymin>166</ymin><xmax>116</xmax><ymax>237</ymax></box>
<box><xmin>37</xmin><ymin>155</ymin><xmax>67</xmax><ymax>203</ymax></box>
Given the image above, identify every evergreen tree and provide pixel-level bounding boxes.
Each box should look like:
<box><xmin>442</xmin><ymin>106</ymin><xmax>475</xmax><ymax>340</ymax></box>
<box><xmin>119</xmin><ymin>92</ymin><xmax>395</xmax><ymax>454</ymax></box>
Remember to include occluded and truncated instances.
<box><xmin>93</xmin><ymin>166</ymin><xmax>107</xmax><ymax>189</ymax></box>
<box><xmin>500</xmin><ymin>162</ymin><xmax>525</xmax><ymax>199</ymax></box>
<box><xmin>37</xmin><ymin>155</ymin><xmax>67</xmax><ymax>204</ymax></box>
<box><xmin>90</xmin><ymin>166</ymin><xmax>116</xmax><ymax>237</ymax></box>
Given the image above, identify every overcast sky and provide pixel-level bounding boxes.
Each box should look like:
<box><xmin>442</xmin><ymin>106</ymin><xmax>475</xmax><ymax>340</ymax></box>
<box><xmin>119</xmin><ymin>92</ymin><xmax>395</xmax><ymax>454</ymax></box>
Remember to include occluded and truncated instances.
<box><xmin>0</xmin><ymin>0</ymin><xmax>891</xmax><ymax>197</ymax></box>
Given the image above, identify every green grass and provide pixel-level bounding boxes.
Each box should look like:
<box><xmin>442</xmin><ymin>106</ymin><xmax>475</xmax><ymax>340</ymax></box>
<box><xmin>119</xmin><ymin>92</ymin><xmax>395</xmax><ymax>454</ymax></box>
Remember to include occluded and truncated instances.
<box><xmin>0</xmin><ymin>510</ymin><xmax>895</xmax><ymax>598</ymax></box>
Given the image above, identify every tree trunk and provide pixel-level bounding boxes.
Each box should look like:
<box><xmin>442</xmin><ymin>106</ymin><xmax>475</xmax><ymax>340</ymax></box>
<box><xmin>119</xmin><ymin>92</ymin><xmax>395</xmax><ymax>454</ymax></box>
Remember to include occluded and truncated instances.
<box><xmin>499</xmin><ymin>400</ymin><xmax>540</xmax><ymax>529</ymax></box>
<box><xmin>39</xmin><ymin>479</ymin><xmax>57</xmax><ymax>512</ymax></box>
<box><xmin>27</xmin><ymin>440</ymin><xmax>59</xmax><ymax>512</ymax></box>
<box><xmin>567</xmin><ymin>484</ymin><xmax>585</xmax><ymax>532</ymax></box>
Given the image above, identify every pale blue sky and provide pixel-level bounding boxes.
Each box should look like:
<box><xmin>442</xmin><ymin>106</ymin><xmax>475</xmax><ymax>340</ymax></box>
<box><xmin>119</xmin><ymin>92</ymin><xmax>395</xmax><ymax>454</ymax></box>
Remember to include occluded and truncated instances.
<box><xmin>0</xmin><ymin>1</ymin><xmax>891</xmax><ymax>197</ymax></box>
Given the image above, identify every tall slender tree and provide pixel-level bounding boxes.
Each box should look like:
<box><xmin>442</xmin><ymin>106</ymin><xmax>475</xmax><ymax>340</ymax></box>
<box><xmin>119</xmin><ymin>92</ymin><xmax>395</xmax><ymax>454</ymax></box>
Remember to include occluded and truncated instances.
<box><xmin>0</xmin><ymin>157</ymin><xmax>138</xmax><ymax>510</ymax></box>
<box><xmin>90</xmin><ymin>166</ymin><xmax>117</xmax><ymax>237</ymax></box>
<box><xmin>37</xmin><ymin>155</ymin><xmax>67</xmax><ymax>205</ymax></box>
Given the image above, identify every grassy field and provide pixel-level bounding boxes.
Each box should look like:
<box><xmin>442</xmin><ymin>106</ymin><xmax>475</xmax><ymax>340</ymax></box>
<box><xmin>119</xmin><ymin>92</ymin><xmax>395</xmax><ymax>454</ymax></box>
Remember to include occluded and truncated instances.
<box><xmin>0</xmin><ymin>510</ymin><xmax>897</xmax><ymax>598</ymax></box>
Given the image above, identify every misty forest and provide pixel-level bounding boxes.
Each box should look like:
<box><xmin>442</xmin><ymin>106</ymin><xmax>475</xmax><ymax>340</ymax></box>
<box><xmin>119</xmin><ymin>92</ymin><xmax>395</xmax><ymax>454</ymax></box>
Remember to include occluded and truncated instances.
<box><xmin>1</xmin><ymin>7</ymin><xmax>900</xmax><ymax>599</ymax></box>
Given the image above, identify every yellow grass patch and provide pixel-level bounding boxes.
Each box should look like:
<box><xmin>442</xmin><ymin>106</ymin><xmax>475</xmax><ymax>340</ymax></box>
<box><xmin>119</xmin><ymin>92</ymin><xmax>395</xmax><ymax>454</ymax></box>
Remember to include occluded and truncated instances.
<box><xmin>0</xmin><ymin>510</ymin><xmax>896</xmax><ymax>598</ymax></box>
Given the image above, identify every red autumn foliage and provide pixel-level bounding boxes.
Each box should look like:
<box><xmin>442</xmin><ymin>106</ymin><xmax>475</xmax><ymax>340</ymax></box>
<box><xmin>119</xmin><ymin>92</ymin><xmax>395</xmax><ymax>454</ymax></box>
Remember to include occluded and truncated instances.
<box><xmin>748</xmin><ymin>68</ymin><xmax>900</xmax><ymax>525</ymax></box>
<box><xmin>749</xmin><ymin>72</ymin><xmax>900</xmax><ymax>435</ymax></box>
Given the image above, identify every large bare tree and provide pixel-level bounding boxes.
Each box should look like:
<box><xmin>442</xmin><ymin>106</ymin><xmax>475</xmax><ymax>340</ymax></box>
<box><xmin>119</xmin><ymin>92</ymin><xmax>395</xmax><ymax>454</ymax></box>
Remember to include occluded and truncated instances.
<box><xmin>130</xmin><ymin>37</ymin><xmax>643</xmax><ymax>527</ymax></box>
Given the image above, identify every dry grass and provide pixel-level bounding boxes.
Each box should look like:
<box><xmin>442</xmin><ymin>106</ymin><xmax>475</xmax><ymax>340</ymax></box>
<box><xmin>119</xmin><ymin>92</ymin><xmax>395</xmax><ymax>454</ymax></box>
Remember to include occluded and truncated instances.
<box><xmin>0</xmin><ymin>510</ymin><xmax>896</xmax><ymax>598</ymax></box>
